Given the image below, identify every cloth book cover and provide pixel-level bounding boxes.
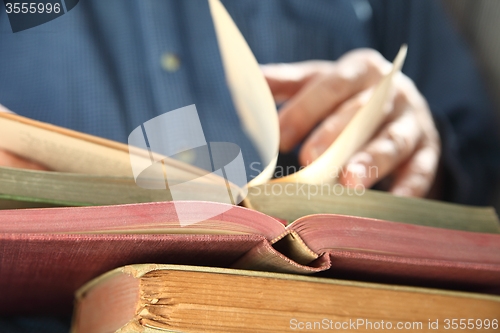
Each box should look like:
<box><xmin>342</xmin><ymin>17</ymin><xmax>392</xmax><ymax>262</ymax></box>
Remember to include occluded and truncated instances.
<box><xmin>1</xmin><ymin>201</ymin><xmax>499</xmax><ymax>314</ymax></box>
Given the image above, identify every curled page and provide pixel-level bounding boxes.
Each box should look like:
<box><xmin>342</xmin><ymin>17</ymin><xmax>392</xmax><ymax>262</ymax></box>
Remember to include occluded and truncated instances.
<box><xmin>208</xmin><ymin>0</ymin><xmax>280</xmax><ymax>187</ymax></box>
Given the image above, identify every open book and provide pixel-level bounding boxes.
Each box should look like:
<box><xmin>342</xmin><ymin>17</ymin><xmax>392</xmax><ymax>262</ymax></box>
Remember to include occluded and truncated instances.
<box><xmin>1</xmin><ymin>201</ymin><xmax>499</xmax><ymax>315</ymax></box>
<box><xmin>0</xmin><ymin>1</ymin><xmax>498</xmax><ymax>232</ymax></box>
<box><xmin>71</xmin><ymin>264</ymin><xmax>500</xmax><ymax>333</ymax></box>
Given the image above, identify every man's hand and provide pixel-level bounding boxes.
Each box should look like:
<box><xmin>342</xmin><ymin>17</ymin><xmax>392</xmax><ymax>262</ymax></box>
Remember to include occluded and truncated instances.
<box><xmin>262</xmin><ymin>48</ymin><xmax>441</xmax><ymax>197</ymax></box>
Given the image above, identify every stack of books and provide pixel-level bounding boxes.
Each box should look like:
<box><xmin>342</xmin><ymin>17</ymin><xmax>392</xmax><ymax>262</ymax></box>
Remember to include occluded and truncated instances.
<box><xmin>0</xmin><ymin>0</ymin><xmax>498</xmax><ymax>331</ymax></box>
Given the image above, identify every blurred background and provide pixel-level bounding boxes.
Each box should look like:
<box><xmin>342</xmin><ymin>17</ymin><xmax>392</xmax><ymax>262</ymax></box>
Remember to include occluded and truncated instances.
<box><xmin>443</xmin><ymin>0</ymin><xmax>500</xmax><ymax>213</ymax></box>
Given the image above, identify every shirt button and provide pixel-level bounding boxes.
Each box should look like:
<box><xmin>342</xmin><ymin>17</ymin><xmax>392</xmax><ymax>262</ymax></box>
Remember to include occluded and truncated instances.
<box><xmin>161</xmin><ymin>52</ymin><xmax>181</xmax><ymax>72</ymax></box>
<box><xmin>176</xmin><ymin>148</ymin><xmax>196</xmax><ymax>164</ymax></box>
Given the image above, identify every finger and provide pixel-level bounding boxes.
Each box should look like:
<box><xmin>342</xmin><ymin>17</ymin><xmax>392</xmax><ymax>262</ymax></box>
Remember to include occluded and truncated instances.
<box><xmin>390</xmin><ymin>143</ymin><xmax>440</xmax><ymax>198</ymax></box>
<box><xmin>261</xmin><ymin>61</ymin><xmax>331</xmax><ymax>102</ymax></box>
<box><xmin>339</xmin><ymin>107</ymin><xmax>422</xmax><ymax>189</ymax></box>
<box><xmin>278</xmin><ymin>56</ymin><xmax>387</xmax><ymax>152</ymax></box>
<box><xmin>299</xmin><ymin>88</ymin><xmax>374</xmax><ymax>165</ymax></box>
<box><xmin>0</xmin><ymin>149</ymin><xmax>49</xmax><ymax>171</ymax></box>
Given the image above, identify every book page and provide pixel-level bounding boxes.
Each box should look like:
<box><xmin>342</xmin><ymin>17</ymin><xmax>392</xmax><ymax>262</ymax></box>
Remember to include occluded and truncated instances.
<box><xmin>0</xmin><ymin>113</ymin><xmax>137</xmax><ymax>176</ymax></box>
<box><xmin>0</xmin><ymin>112</ymin><xmax>233</xmax><ymax>189</ymax></box>
<box><xmin>208</xmin><ymin>0</ymin><xmax>279</xmax><ymax>187</ymax></box>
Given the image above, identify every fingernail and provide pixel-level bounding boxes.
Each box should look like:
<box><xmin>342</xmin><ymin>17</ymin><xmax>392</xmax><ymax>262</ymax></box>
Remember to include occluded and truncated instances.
<box><xmin>392</xmin><ymin>187</ymin><xmax>412</xmax><ymax>197</ymax></box>
<box><xmin>280</xmin><ymin>127</ymin><xmax>297</xmax><ymax>152</ymax></box>
<box><xmin>310</xmin><ymin>144</ymin><xmax>327</xmax><ymax>160</ymax></box>
<box><xmin>346</xmin><ymin>163</ymin><xmax>366</xmax><ymax>185</ymax></box>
